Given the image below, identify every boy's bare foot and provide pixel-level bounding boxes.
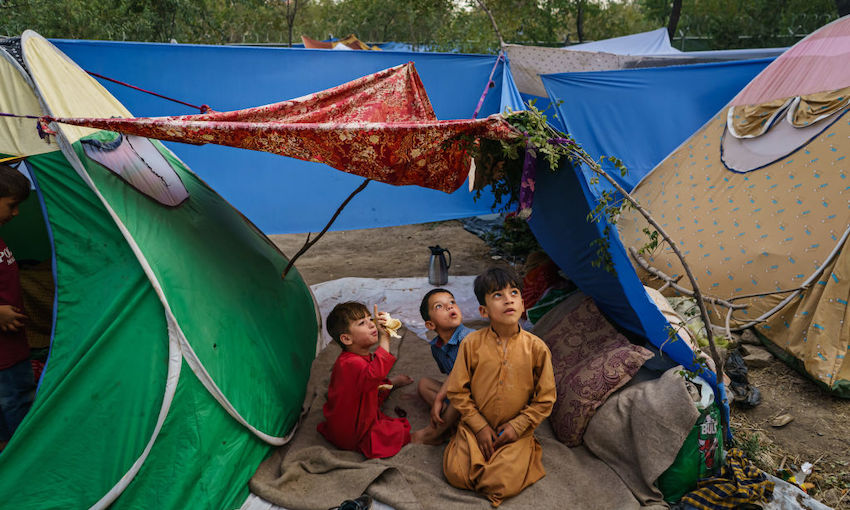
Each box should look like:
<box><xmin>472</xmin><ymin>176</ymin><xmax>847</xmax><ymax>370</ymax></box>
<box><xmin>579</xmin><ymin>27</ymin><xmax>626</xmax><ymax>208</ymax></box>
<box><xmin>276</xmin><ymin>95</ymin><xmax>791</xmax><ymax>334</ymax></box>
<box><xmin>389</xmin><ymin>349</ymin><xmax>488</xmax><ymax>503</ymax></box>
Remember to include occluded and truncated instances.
<box><xmin>389</xmin><ymin>374</ymin><xmax>414</xmax><ymax>388</ymax></box>
<box><xmin>410</xmin><ymin>426</ymin><xmax>446</xmax><ymax>446</ymax></box>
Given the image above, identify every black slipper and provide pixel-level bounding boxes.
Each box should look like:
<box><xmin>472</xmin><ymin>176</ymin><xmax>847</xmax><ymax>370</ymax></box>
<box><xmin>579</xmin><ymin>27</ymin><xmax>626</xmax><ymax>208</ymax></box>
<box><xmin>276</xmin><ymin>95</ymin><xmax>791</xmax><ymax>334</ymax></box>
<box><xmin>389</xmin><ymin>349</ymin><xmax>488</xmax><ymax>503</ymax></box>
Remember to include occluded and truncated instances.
<box><xmin>330</xmin><ymin>494</ymin><xmax>373</xmax><ymax>510</ymax></box>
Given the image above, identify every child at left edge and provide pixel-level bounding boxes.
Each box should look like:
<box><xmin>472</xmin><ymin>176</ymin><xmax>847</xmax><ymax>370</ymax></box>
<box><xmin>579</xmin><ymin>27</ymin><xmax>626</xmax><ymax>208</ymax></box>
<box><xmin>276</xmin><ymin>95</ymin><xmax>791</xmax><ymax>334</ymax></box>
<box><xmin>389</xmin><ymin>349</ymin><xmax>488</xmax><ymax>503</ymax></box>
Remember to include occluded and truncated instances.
<box><xmin>0</xmin><ymin>164</ymin><xmax>36</xmax><ymax>453</ymax></box>
<box><xmin>318</xmin><ymin>302</ymin><xmax>415</xmax><ymax>459</ymax></box>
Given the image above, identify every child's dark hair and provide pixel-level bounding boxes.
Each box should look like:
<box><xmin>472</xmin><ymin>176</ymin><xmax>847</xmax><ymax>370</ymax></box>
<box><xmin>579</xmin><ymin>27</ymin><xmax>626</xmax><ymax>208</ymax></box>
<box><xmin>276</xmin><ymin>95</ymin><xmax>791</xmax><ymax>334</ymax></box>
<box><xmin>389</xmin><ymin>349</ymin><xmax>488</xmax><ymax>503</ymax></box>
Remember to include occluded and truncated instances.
<box><xmin>419</xmin><ymin>288</ymin><xmax>454</xmax><ymax>321</ymax></box>
<box><xmin>0</xmin><ymin>164</ymin><xmax>31</xmax><ymax>201</ymax></box>
<box><xmin>326</xmin><ymin>301</ymin><xmax>370</xmax><ymax>348</ymax></box>
<box><xmin>474</xmin><ymin>267</ymin><xmax>522</xmax><ymax>305</ymax></box>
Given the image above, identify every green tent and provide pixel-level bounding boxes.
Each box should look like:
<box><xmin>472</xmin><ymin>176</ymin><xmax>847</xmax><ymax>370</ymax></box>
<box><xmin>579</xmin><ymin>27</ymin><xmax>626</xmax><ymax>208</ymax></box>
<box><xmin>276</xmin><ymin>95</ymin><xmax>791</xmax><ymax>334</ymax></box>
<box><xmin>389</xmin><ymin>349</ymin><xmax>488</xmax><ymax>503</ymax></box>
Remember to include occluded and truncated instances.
<box><xmin>0</xmin><ymin>31</ymin><xmax>318</xmax><ymax>508</ymax></box>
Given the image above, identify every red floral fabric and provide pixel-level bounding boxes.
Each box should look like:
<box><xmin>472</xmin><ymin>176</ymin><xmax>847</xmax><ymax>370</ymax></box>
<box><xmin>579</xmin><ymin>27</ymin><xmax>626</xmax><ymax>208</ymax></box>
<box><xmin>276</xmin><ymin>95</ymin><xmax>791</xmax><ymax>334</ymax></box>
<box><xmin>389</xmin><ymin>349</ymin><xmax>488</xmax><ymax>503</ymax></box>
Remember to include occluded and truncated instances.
<box><xmin>49</xmin><ymin>63</ymin><xmax>520</xmax><ymax>193</ymax></box>
<box><xmin>522</xmin><ymin>258</ymin><xmax>566</xmax><ymax>309</ymax></box>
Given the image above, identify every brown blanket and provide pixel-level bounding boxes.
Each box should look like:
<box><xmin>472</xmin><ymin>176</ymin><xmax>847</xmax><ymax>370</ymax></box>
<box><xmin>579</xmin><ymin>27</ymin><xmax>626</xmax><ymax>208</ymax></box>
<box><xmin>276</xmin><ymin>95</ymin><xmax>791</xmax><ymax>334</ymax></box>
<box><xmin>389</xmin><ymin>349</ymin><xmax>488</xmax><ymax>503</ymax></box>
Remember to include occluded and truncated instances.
<box><xmin>250</xmin><ymin>327</ymin><xmax>698</xmax><ymax>509</ymax></box>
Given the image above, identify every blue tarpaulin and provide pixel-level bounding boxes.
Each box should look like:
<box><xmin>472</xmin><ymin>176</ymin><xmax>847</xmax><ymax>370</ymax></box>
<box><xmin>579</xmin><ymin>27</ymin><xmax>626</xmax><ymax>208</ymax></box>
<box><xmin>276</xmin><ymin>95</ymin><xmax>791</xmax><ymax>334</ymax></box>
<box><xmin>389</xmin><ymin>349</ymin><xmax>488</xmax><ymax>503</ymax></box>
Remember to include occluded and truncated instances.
<box><xmin>528</xmin><ymin>156</ymin><xmax>730</xmax><ymax>424</ymax></box>
<box><xmin>53</xmin><ymin>40</ymin><xmax>522</xmax><ymax>234</ymax></box>
<box><xmin>541</xmin><ymin>58</ymin><xmax>773</xmax><ymax>193</ymax></box>
<box><xmin>564</xmin><ymin>27</ymin><xmax>677</xmax><ymax>55</ymax></box>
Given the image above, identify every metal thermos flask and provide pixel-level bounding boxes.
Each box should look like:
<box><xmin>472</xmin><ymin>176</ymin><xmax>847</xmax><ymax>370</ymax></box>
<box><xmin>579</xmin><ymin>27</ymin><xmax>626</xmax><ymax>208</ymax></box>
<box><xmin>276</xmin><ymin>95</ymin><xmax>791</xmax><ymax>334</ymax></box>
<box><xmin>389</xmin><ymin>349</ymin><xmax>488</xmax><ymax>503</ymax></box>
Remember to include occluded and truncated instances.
<box><xmin>428</xmin><ymin>245</ymin><xmax>452</xmax><ymax>286</ymax></box>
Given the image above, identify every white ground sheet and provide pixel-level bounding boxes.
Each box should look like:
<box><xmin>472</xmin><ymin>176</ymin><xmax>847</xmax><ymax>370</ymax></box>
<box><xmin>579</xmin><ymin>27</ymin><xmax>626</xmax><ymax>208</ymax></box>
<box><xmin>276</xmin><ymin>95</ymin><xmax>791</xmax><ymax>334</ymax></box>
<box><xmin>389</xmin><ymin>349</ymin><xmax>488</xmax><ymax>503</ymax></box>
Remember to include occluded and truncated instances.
<box><xmin>310</xmin><ymin>276</ymin><xmax>483</xmax><ymax>349</ymax></box>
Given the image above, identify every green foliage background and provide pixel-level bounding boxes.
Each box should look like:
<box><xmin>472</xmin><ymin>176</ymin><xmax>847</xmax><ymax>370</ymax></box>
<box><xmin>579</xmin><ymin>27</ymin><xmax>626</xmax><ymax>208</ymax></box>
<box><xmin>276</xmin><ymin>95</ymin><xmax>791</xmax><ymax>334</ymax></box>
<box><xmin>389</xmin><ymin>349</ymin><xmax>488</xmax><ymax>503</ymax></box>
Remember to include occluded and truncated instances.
<box><xmin>0</xmin><ymin>0</ymin><xmax>840</xmax><ymax>53</ymax></box>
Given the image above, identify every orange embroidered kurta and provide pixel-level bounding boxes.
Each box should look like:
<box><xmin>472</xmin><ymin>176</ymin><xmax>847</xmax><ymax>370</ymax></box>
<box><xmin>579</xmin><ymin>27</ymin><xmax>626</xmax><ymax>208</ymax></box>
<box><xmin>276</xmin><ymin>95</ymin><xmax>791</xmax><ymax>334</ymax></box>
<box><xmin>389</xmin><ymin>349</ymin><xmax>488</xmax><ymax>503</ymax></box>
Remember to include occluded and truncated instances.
<box><xmin>443</xmin><ymin>327</ymin><xmax>556</xmax><ymax>507</ymax></box>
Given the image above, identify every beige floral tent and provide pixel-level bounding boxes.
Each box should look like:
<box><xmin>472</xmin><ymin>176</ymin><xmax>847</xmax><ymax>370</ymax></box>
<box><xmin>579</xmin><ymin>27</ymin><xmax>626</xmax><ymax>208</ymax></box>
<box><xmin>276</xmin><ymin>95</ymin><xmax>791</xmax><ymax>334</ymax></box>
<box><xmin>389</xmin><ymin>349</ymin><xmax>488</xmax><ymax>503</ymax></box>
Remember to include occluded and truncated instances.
<box><xmin>618</xmin><ymin>17</ymin><xmax>850</xmax><ymax>396</ymax></box>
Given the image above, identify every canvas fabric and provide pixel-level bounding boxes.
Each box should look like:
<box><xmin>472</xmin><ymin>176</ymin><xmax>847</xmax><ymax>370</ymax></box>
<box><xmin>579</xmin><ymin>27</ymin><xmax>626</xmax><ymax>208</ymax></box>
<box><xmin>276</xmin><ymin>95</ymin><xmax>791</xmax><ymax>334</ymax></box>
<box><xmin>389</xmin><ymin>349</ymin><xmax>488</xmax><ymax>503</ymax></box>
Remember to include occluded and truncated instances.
<box><xmin>0</xmin><ymin>32</ymin><xmax>320</xmax><ymax>507</ymax></box>
<box><xmin>302</xmin><ymin>34</ymin><xmax>380</xmax><ymax>51</ymax></box>
<box><xmin>727</xmin><ymin>97</ymin><xmax>793</xmax><ymax>138</ymax></box>
<box><xmin>0</xmin><ymin>49</ymin><xmax>55</xmax><ymax>156</ymax></box>
<box><xmin>46</xmin><ymin>63</ymin><xmax>520</xmax><ymax>193</ymax></box>
<box><xmin>563</xmin><ymin>28</ymin><xmax>679</xmax><ymax>56</ymax></box>
<box><xmin>22</xmin><ymin>32</ymin><xmax>131</xmax><ymax>144</ymax></box>
<box><xmin>790</xmin><ymin>86</ymin><xmax>850</xmax><ymax>126</ymax></box>
<box><xmin>618</xmin><ymin>15</ymin><xmax>850</xmax><ymax>395</ymax></box>
<box><xmin>728</xmin><ymin>86</ymin><xmax>850</xmax><ymax>138</ymax></box>
<box><xmin>618</xmin><ymin>105</ymin><xmax>850</xmax><ymax>393</ymax></box>
<box><xmin>0</xmin><ymin>139</ymin><xmax>319</xmax><ymax>508</ymax></box>
<box><xmin>503</xmin><ymin>43</ymin><xmax>624</xmax><ymax>97</ymax></box>
<box><xmin>758</xmin><ymin>238</ymin><xmax>850</xmax><ymax>395</ymax></box>
<box><xmin>732</xmin><ymin>17</ymin><xmax>850</xmax><ymax>106</ymax></box>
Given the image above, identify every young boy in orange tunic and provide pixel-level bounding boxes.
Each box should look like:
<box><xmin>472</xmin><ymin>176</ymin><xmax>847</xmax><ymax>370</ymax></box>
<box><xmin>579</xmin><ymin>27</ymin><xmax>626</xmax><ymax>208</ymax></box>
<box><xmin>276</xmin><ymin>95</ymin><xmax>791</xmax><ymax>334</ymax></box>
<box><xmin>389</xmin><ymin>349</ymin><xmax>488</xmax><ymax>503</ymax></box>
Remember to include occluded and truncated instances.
<box><xmin>318</xmin><ymin>302</ymin><xmax>414</xmax><ymax>459</ymax></box>
<box><xmin>442</xmin><ymin>268</ymin><xmax>556</xmax><ymax>507</ymax></box>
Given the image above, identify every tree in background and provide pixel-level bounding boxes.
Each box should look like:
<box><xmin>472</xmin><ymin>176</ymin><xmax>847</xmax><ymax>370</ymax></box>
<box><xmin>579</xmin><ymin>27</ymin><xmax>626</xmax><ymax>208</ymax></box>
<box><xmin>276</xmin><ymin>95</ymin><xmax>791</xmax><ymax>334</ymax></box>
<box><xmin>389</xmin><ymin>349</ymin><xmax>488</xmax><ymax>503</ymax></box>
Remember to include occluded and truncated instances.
<box><xmin>640</xmin><ymin>0</ymin><xmax>838</xmax><ymax>50</ymax></box>
<box><xmin>267</xmin><ymin>0</ymin><xmax>308</xmax><ymax>47</ymax></box>
<box><xmin>667</xmin><ymin>0</ymin><xmax>682</xmax><ymax>39</ymax></box>
<box><xmin>301</xmin><ymin>0</ymin><xmax>453</xmax><ymax>50</ymax></box>
<box><xmin>0</xmin><ymin>0</ymin><xmax>841</xmax><ymax>51</ymax></box>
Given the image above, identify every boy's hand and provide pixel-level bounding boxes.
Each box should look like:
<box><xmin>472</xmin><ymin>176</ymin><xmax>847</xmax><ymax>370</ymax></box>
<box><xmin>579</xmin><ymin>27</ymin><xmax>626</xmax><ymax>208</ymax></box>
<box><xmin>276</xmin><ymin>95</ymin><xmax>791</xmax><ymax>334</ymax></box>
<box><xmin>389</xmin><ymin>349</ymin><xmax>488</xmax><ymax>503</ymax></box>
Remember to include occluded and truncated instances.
<box><xmin>373</xmin><ymin>305</ymin><xmax>390</xmax><ymax>343</ymax></box>
<box><xmin>430</xmin><ymin>388</ymin><xmax>447</xmax><ymax>427</ymax></box>
<box><xmin>475</xmin><ymin>425</ymin><xmax>497</xmax><ymax>461</ymax></box>
<box><xmin>494</xmin><ymin>423</ymin><xmax>518</xmax><ymax>448</ymax></box>
<box><xmin>0</xmin><ymin>305</ymin><xmax>27</xmax><ymax>333</ymax></box>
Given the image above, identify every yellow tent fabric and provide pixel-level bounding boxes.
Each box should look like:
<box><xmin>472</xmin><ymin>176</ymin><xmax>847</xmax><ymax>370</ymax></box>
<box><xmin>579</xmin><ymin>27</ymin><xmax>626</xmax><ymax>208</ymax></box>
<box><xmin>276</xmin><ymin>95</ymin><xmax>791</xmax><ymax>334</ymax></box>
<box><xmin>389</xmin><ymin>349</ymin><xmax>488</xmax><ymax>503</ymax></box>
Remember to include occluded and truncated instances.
<box><xmin>23</xmin><ymin>33</ymin><xmax>131</xmax><ymax>143</ymax></box>
<box><xmin>618</xmin><ymin>97</ymin><xmax>850</xmax><ymax>394</ymax></box>
<box><xmin>0</xmin><ymin>48</ymin><xmax>55</xmax><ymax>156</ymax></box>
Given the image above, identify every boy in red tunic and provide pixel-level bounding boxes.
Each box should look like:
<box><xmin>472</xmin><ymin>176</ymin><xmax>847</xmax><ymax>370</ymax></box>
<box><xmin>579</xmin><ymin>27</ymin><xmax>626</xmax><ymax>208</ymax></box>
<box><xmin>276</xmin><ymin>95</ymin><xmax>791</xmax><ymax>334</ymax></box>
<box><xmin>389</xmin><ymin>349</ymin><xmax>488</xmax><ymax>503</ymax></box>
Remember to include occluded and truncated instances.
<box><xmin>318</xmin><ymin>302</ymin><xmax>414</xmax><ymax>458</ymax></box>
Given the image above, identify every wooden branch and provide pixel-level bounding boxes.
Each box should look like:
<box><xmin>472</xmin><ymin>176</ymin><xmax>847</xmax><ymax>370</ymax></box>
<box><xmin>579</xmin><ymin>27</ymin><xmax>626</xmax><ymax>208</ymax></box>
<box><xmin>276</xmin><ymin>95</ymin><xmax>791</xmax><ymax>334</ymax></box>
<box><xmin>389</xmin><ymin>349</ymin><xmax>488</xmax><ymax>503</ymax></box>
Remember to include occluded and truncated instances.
<box><xmin>573</xmin><ymin>151</ymin><xmax>730</xmax><ymax>439</ymax></box>
<box><xmin>281</xmin><ymin>178</ymin><xmax>371</xmax><ymax>279</ymax></box>
<box><xmin>475</xmin><ymin>0</ymin><xmax>505</xmax><ymax>48</ymax></box>
<box><xmin>628</xmin><ymin>247</ymin><xmax>747</xmax><ymax>310</ymax></box>
<box><xmin>726</xmin><ymin>286</ymin><xmax>807</xmax><ymax>302</ymax></box>
<box><xmin>724</xmin><ymin>307</ymin><xmax>734</xmax><ymax>345</ymax></box>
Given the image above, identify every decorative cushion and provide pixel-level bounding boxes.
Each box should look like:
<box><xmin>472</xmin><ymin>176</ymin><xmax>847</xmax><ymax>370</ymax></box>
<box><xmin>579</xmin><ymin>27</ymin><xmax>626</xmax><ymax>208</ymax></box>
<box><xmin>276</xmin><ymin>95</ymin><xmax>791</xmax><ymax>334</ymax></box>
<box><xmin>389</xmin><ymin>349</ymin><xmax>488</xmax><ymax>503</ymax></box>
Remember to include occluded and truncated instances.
<box><xmin>534</xmin><ymin>295</ymin><xmax>654</xmax><ymax>446</ymax></box>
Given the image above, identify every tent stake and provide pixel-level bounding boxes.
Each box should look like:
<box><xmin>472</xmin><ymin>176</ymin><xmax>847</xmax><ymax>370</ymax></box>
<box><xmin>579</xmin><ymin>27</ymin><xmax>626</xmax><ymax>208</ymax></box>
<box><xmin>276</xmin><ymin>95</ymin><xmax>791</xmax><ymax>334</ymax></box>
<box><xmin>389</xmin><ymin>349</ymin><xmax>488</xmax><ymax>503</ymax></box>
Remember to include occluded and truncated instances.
<box><xmin>282</xmin><ymin>178</ymin><xmax>371</xmax><ymax>279</ymax></box>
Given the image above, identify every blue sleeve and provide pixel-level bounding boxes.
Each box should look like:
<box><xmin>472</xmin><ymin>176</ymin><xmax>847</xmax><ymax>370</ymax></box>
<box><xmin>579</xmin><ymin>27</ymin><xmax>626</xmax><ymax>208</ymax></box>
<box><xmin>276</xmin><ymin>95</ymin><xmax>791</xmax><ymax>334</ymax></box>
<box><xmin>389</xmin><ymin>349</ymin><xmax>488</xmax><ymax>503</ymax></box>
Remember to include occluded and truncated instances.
<box><xmin>430</xmin><ymin>344</ymin><xmax>450</xmax><ymax>375</ymax></box>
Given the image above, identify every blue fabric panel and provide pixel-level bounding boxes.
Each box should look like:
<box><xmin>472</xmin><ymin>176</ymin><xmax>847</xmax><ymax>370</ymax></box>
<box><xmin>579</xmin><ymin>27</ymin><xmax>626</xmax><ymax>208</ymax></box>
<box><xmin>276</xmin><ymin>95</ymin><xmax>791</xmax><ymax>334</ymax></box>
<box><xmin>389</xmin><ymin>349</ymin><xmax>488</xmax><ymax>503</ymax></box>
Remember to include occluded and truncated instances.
<box><xmin>528</xmin><ymin>158</ymin><xmax>716</xmax><ymax>389</ymax></box>
<box><xmin>563</xmin><ymin>27</ymin><xmax>676</xmax><ymax>55</ymax></box>
<box><xmin>500</xmin><ymin>60</ymin><xmax>525</xmax><ymax>113</ymax></box>
<box><xmin>541</xmin><ymin>58</ymin><xmax>772</xmax><ymax>193</ymax></box>
<box><xmin>53</xmin><ymin>40</ymin><xmax>511</xmax><ymax>234</ymax></box>
<box><xmin>376</xmin><ymin>42</ymin><xmax>424</xmax><ymax>52</ymax></box>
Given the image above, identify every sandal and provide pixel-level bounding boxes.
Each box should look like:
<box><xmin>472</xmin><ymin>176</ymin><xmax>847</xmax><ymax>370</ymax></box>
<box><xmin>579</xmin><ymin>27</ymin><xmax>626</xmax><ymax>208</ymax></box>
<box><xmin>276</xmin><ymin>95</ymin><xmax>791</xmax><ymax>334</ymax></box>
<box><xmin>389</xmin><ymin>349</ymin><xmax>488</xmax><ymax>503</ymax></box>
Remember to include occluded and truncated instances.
<box><xmin>330</xmin><ymin>494</ymin><xmax>372</xmax><ymax>510</ymax></box>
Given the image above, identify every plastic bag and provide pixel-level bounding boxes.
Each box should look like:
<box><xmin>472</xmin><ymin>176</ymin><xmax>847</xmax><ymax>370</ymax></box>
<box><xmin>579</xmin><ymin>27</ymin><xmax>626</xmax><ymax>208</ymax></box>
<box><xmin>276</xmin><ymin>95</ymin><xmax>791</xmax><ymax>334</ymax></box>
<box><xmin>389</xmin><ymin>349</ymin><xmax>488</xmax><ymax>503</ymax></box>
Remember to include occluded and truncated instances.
<box><xmin>657</xmin><ymin>376</ymin><xmax>724</xmax><ymax>502</ymax></box>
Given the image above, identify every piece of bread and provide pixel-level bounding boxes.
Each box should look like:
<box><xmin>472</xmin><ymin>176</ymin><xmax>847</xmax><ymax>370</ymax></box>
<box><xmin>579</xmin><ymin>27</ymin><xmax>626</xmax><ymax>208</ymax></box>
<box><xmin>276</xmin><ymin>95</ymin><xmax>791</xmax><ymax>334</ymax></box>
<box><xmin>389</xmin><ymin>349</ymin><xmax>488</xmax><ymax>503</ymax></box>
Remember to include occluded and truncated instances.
<box><xmin>384</xmin><ymin>314</ymin><xmax>402</xmax><ymax>338</ymax></box>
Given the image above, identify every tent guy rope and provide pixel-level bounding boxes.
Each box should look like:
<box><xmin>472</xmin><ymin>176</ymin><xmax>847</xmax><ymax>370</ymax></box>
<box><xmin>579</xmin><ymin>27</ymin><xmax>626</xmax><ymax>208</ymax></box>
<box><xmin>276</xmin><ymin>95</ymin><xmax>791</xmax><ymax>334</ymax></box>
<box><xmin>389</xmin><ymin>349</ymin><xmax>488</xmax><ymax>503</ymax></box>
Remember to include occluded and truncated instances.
<box><xmin>85</xmin><ymin>69</ymin><xmax>213</xmax><ymax>113</ymax></box>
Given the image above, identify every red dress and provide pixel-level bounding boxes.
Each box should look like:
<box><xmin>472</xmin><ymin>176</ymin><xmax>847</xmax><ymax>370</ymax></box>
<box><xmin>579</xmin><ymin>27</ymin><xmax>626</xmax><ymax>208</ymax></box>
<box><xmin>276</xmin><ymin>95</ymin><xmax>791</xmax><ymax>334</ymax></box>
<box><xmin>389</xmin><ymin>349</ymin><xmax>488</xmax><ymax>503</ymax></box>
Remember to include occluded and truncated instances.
<box><xmin>0</xmin><ymin>238</ymin><xmax>29</xmax><ymax>370</ymax></box>
<box><xmin>318</xmin><ymin>347</ymin><xmax>410</xmax><ymax>458</ymax></box>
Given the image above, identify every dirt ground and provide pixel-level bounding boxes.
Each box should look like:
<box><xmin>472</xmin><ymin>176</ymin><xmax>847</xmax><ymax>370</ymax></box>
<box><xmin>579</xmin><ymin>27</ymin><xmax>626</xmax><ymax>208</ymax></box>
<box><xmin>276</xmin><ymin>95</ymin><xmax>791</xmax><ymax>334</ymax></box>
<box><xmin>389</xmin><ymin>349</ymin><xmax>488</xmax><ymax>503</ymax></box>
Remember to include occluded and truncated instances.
<box><xmin>271</xmin><ymin>220</ymin><xmax>850</xmax><ymax>509</ymax></box>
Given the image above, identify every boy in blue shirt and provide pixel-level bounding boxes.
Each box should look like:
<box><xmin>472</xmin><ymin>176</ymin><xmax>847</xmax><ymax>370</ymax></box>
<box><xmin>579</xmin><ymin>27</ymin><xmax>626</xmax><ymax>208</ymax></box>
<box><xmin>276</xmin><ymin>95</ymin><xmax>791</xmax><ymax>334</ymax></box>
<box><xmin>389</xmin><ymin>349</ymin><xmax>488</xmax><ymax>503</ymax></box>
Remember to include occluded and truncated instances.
<box><xmin>411</xmin><ymin>288</ymin><xmax>474</xmax><ymax>445</ymax></box>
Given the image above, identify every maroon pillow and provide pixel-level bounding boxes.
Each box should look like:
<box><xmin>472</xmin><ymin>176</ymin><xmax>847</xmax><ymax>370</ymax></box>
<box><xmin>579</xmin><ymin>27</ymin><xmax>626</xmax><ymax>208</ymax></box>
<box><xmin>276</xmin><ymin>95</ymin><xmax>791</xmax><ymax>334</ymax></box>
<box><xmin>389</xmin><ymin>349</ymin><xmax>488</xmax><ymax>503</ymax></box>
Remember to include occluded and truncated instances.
<box><xmin>535</xmin><ymin>296</ymin><xmax>653</xmax><ymax>446</ymax></box>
